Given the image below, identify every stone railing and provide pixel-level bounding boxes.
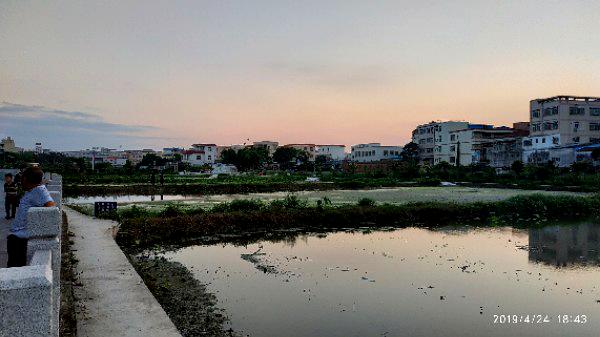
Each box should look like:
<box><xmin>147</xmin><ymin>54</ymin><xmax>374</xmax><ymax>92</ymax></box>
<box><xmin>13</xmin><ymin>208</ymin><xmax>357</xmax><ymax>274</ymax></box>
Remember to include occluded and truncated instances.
<box><xmin>0</xmin><ymin>174</ymin><xmax>62</xmax><ymax>337</ymax></box>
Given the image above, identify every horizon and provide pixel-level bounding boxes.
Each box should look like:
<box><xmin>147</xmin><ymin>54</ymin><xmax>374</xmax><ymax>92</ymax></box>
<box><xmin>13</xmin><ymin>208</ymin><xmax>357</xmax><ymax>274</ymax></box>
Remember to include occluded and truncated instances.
<box><xmin>2</xmin><ymin>1</ymin><xmax>600</xmax><ymax>151</ymax></box>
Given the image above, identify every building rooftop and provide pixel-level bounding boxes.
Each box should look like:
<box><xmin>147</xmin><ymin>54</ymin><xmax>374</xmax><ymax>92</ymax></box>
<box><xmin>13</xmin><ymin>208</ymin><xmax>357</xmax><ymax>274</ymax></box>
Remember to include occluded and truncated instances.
<box><xmin>532</xmin><ymin>95</ymin><xmax>600</xmax><ymax>103</ymax></box>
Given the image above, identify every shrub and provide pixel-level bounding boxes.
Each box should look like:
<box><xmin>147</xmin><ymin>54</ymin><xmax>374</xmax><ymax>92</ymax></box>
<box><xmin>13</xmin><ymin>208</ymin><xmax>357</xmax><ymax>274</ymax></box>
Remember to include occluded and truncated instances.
<box><xmin>269</xmin><ymin>195</ymin><xmax>308</xmax><ymax>209</ymax></box>
<box><xmin>357</xmin><ymin>198</ymin><xmax>376</xmax><ymax>207</ymax></box>
<box><xmin>160</xmin><ymin>204</ymin><xmax>186</xmax><ymax>217</ymax></box>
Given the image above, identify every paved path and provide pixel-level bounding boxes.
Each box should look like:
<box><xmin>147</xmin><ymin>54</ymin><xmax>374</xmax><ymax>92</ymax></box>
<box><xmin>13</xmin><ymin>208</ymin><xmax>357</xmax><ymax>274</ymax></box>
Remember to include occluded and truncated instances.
<box><xmin>64</xmin><ymin>208</ymin><xmax>181</xmax><ymax>337</ymax></box>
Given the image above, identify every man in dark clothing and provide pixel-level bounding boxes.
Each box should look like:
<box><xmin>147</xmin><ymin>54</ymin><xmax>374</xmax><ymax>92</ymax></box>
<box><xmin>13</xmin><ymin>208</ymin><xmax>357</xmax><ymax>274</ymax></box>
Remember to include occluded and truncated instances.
<box><xmin>4</xmin><ymin>173</ymin><xmax>18</xmax><ymax>219</ymax></box>
<box><xmin>159</xmin><ymin>172</ymin><xmax>165</xmax><ymax>186</ymax></box>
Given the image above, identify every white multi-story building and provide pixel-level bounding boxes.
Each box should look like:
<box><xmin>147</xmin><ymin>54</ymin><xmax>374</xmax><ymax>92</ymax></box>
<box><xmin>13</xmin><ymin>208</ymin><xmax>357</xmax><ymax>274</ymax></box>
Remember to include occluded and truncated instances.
<box><xmin>182</xmin><ymin>143</ymin><xmax>217</xmax><ymax>166</ymax></box>
<box><xmin>64</xmin><ymin>147</ymin><xmax>130</xmax><ymax>166</ymax></box>
<box><xmin>350</xmin><ymin>143</ymin><xmax>402</xmax><ymax>163</ymax></box>
<box><xmin>316</xmin><ymin>144</ymin><xmax>346</xmax><ymax>161</ymax></box>
<box><xmin>523</xmin><ymin>95</ymin><xmax>600</xmax><ymax>166</ymax></box>
<box><xmin>412</xmin><ymin>121</ymin><xmax>470</xmax><ymax>165</ymax></box>
<box><xmin>447</xmin><ymin>125</ymin><xmax>514</xmax><ymax>166</ymax></box>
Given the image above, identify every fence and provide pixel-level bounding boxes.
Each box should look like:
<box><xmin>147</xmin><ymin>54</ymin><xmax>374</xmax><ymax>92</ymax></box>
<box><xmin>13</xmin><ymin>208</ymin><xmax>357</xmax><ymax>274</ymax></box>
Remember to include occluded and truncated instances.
<box><xmin>0</xmin><ymin>173</ymin><xmax>63</xmax><ymax>337</ymax></box>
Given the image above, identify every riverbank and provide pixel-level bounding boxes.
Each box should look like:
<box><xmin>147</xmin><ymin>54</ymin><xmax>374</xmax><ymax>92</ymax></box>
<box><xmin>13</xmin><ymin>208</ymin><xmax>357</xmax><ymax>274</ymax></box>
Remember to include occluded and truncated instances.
<box><xmin>116</xmin><ymin>193</ymin><xmax>600</xmax><ymax>250</ymax></box>
<box><xmin>129</xmin><ymin>255</ymin><xmax>238</xmax><ymax>337</ymax></box>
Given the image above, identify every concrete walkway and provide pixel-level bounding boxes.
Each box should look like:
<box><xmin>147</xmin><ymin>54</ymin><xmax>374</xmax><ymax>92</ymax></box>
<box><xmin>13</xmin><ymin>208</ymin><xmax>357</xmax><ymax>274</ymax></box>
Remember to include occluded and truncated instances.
<box><xmin>65</xmin><ymin>208</ymin><xmax>181</xmax><ymax>337</ymax></box>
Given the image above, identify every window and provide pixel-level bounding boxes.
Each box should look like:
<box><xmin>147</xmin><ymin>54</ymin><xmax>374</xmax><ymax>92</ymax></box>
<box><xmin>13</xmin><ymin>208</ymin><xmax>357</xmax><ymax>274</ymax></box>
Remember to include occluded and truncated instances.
<box><xmin>542</xmin><ymin>138</ymin><xmax>546</xmax><ymax>143</ymax></box>
<box><xmin>573</xmin><ymin>122</ymin><xmax>580</xmax><ymax>133</ymax></box>
<box><xmin>569</xmin><ymin>106</ymin><xmax>585</xmax><ymax>115</ymax></box>
<box><xmin>573</xmin><ymin>137</ymin><xmax>580</xmax><ymax>143</ymax></box>
<box><xmin>591</xmin><ymin>138</ymin><xmax>600</xmax><ymax>143</ymax></box>
<box><xmin>543</xmin><ymin>107</ymin><xmax>558</xmax><ymax>116</ymax></box>
<box><xmin>450</xmin><ymin>145</ymin><xmax>456</xmax><ymax>152</ymax></box>
<box><xmin>552</xmin><ymin>137</ymin><xmax>559</xmax><ymax>144</ymax></box>
<box><xmin>590</xmin><ymin>108</ymin><xmax>600</xmax><ymax>116</ymax></box>
<box><xmin>196</xmin><ymin>155</ymin><xmax>202</xmax><ymax>160</ymax></box>
<box><xmin>208</xmin><ymin>155</ymin><xmax>212</xmax><ymax>160</ymax></box>
<box><xmin>450</xmin><ymin>134</ymin><xmax>456</xmax><ymax>141</ymax></box>
<box><xmin>427</xmin><ymin>138</ymin><xmax>433</xmax><ymax>143</ymax></box>
<box><xmin>449</xmin><ymin>156</ymin><xmax>456</xmax><ymax>164</ymax></box>
<box><xmin>523</xmin><ymin>140</ymin><xmax>532</xmax><ymax>146</ymax></box>
<box><xmin>531</xmin><ymin>109</ymin><xmax>540</xmax><ymax>118</ymax></box>
<box><xmin>383</xmin><ymin>150</ymin><xmax>388</xmax><ymax>156</ymax></box>
<box><xmin>591</xmin><ymin>123</ymin><xmax>600</xmax><ymax>131</ymax></box>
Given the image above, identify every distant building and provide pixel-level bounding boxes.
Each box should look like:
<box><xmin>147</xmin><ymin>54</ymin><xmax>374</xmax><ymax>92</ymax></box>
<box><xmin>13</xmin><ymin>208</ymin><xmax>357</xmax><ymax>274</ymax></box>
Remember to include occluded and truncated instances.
<box><xmin>183</xmin><ymin>143</ymin><xmax>217</xmax><ymax>166</ymax></box>
<box><xmin>35</xmin><ymin>142</ymin><xmax>43</xmax><ymax>154</ymax></box>
<box><xmin>0</xmin><ymin>136</ymin><xmax>23</xmax><ymax>153</ymax></box>
<box><xmin>523</xmin><ymin>95</ymin><xmax>600</xmax><ymax>166</ymax></box>
<box><xmin>284</xmin><ymin>144</ymin><xmax>317</xmax><ymax>161</ymax></box>
<box><xmin>412</xmin><ymin>121</ymin><xmax>470</xmax><ymax>165</ymax></box>
<box><xmin>162</xmin><ymin>147</ymin><xmax>184</xmax><ymax>159</ymax></box>
<box><xmin>447</xmin><ymin>124</ymin><xmax>514</xmax><ymax>166</ymax></box>
<box><xmin>253</xmin><ymin>141</ymin><xmax>279</xmax><ymax>156</ymax></box>
<box><xmin>316</xmin><ymin>144</ymin><xmax>346</xmax><ymax>161</ymax></box>
<box><xmin>216</xmin><ymin>144</ymin><xmax>246</xmax><ymax>161</ymax></box>
<box><xmin>350</xmin><ymin>143</ymin><xmax>402</xmax><ymax>163</ymax></box>
<box><xmin>64</xmin><ymin>147</ymin><xmax>129</xmax><ymax>167</ymax></box>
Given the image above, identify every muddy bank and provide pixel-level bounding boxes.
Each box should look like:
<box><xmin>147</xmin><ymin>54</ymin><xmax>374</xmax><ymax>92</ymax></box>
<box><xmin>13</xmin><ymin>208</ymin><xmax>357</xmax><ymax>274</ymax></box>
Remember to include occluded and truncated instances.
<box><xmin>129</xmin><ymin>255</ymin><xmax>238</xmax><ymax>337</ymax></box>
<box><xmin>60</xmin><ymin>211</ymin><xmax>78</xmax><ymax>337</ymax></box>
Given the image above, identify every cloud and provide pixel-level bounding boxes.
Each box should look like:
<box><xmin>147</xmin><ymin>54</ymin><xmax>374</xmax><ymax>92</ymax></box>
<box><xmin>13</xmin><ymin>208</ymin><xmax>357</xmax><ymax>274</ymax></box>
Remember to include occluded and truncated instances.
<box><xmin>0</xmin><ymin>102</ymin><xmax>172</xmax><ymax>150</ymax></box>
<box><xmin>0</xmin><ymin>101</ymin><xmax>158</xmax><ymax>134</ymax></box>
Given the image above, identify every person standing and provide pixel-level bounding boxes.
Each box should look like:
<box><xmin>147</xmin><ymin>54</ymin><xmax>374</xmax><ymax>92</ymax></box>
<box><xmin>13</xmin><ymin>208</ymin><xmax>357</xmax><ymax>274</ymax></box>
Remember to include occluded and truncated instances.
<box><xmin>7</xmin><ymin>167</ymin><xmax>55</xmax><ymax>267</ymax></box>
<box><xmin>4</xmin><ymin>173</ymin><xmax>18</xmax><ymax>219</ymax></box>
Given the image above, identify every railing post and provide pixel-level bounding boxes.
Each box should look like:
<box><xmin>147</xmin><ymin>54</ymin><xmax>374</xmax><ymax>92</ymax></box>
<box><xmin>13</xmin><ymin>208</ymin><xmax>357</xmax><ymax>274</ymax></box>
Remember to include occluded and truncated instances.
<box><xmin>27</xmin><ymin>207</ymin><xmax>61</xmax><ymax>337</ymax></box>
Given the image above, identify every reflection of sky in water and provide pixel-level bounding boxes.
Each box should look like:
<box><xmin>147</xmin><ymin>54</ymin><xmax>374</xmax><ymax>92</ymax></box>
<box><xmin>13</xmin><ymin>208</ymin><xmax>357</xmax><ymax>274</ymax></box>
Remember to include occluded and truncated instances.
<box><xmin>163</xmin><ymin>224</ymin><xmax>600</xmax><ymax>337</ymax></box>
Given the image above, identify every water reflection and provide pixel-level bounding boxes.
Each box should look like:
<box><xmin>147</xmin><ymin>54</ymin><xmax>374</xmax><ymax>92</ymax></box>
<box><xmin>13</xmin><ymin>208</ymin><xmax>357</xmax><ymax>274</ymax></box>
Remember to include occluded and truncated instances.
<box><xmin>529</xmin><ymin>222</ymin><xmax>600</xmax><ymax>267</ymax></box>
<box><xmin>164</xmin><ymin>222</ymin><xmax>600</xmax><ymax>337</ymax></box>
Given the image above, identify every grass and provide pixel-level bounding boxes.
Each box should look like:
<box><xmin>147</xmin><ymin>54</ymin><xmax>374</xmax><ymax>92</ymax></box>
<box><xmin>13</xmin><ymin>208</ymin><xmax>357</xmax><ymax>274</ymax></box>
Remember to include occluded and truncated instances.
<box><xmin>114</xmin><ymin>193</ymin><xmax>600</xmax><ymax>250</ymax></box>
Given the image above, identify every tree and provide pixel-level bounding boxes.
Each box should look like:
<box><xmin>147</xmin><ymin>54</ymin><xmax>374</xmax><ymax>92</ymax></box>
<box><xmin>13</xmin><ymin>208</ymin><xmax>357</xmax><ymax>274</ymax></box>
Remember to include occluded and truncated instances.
<box><xmin>220</xmin><ymin>149</ymin><xmax>238</xmax><ymax>165</ymax></box>
<box><xmin>137</xmin><ymin>153</ymin><xmax>167</xmax><ymax>168</ymax></box>
<box><xmin>511</xmin><ymin>160</ymin><xmax>524</xmax><ymax>175</ymax></box>
<box><xmin>273</xmin><ymin>147</ymin><xmax>309</xmax><ymax>170</ymax></box>
<box><xmin>400</xmin><ymin>142</ymin><xmax>420</xmax><ymax>162</ymax></box>
<box><xmin>235</xmin><ymin>146</ymin><xmax>269</xmax><ymax>171</ymax></box>
<box><xmin>592</xmin><ymin>148</ymin><xmax>600</xmax><ymax>161</ymax></box>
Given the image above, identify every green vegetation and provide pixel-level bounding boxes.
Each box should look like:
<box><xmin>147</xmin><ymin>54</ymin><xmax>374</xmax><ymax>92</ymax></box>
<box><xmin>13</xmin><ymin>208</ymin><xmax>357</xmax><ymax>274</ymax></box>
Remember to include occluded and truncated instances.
<box><xmin>114</xmin><ymin>194</ymin><xmax>600</xmax><ymax>250</ymax></box>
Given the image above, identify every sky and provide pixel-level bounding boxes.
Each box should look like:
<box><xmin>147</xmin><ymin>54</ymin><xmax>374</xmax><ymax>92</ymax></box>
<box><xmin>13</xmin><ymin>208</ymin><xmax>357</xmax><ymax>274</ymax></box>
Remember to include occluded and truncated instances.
<box><xmin>2</xmin><ymin>0</ymin><xmax>600</xmax><ymax>151</ymax></box>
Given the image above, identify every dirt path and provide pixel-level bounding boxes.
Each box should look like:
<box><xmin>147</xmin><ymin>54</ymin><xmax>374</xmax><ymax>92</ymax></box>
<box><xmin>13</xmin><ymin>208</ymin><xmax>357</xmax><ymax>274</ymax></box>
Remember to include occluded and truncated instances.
<box><xmin>64</xmin><ymin>208</ymin><xmax>181</xmax><ymax>337</ymax></box>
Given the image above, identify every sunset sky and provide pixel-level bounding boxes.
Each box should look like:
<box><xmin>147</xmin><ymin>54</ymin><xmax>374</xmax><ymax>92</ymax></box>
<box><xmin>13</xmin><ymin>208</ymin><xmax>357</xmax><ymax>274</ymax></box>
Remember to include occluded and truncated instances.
<box><xmin>2</xmin><ymin>1</ymin><xmax>600</xmax><ymax>151</ymax></box>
